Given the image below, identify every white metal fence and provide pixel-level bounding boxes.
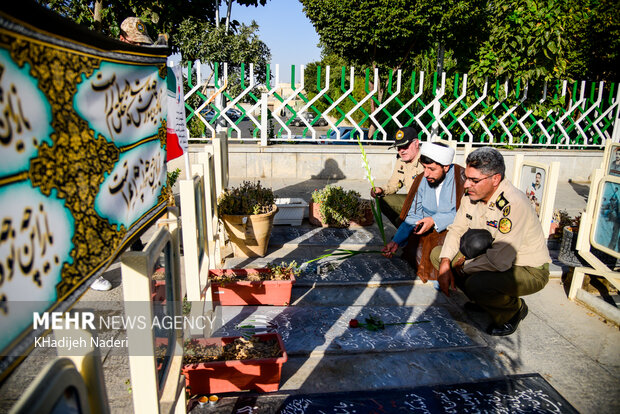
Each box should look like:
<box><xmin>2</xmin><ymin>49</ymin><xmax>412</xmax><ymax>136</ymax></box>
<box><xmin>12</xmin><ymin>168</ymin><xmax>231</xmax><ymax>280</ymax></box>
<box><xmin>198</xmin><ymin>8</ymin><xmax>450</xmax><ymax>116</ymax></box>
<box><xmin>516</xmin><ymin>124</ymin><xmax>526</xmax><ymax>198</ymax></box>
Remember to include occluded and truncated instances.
<box><xmin>177</xmin><ymin>62</ymin><xmax>620</xmax><ymax>148</ymax></box>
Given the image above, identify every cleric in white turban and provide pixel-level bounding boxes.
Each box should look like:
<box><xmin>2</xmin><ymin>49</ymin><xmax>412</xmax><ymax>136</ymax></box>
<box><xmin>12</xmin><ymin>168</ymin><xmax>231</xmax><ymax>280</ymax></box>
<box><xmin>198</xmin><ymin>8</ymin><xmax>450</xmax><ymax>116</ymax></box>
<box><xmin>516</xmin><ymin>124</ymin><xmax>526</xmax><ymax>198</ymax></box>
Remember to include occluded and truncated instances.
<box><xmin>382</xmin><ymin>141</ymin><xmax>462</xmax><ymax>283</ymax></box>
<box><xmin>419</xmin><ymin>141</ymin><xmax>455</xmax><ymax>166</ymax></box>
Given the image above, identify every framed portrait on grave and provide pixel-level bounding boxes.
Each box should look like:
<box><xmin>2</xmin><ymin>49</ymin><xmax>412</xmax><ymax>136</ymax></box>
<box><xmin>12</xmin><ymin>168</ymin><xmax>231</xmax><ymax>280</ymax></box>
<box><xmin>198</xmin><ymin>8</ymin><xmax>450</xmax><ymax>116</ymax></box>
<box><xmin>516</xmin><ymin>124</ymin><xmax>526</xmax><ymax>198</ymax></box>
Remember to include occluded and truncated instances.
<box><xmin>518</xmin><ymin>162</ymin><xmax>548</xmax><ymax>217</ymax></box>
<box><xmin>591</xmin><ymin>176</ymin><xmax>620</xmax><ymax>259</ymax></box>
<box><xmin>604</xmin><ymin>143</ymin><xmax>620</xmax><ymax>177</ymax></box>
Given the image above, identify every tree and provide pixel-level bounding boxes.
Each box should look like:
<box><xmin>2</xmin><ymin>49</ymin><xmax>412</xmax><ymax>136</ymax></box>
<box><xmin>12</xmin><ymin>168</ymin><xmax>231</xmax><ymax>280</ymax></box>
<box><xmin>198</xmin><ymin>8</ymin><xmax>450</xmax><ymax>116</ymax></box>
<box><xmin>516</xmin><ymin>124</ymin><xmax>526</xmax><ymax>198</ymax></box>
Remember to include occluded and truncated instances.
<box><xmin>471</xmin><ymin>0</ymin><xmax>619</xmax><ymax>82</ymax></box>
<box><xmin>303</xmin><ymin>0</ymin><xmax>619</xmax><ymax>83</ymax></box>
<box><xmin>36</xmin><ymin>0</ymin><xmax>269</xmax><ymax>51</ymax></box>
<box><xmin>563</xmin><ymin>0</ymin><xmax>620</xmax><ymax>81</ymax></box>
<box><xmin>300</xmin><ymin>0</ymin><xmax>486</xmax><ymax>132</ymax></box>
<box><xmin>173</xmin><ymin>19</ymin><xmax>271</xmax><ymax>97</ymax></box>
<box><xmin>301</xmin><ymin>0</ymin><xmax>485</xmax><ymax>74</ymax></box>
<box><xmin>470</xmin><ymin>0</ymin><xmax>572</xmax><ymax>82</ymax></box>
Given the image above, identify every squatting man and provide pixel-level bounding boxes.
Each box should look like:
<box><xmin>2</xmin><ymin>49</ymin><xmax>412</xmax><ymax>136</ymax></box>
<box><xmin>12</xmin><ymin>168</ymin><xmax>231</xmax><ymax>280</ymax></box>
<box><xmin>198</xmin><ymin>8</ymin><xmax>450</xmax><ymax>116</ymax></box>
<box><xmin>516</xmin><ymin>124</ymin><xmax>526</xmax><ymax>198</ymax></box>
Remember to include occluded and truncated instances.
<box><xmin>430</xmin><ymin>147</ymin><xmax>550</xmax><ymax>336</ymax></box>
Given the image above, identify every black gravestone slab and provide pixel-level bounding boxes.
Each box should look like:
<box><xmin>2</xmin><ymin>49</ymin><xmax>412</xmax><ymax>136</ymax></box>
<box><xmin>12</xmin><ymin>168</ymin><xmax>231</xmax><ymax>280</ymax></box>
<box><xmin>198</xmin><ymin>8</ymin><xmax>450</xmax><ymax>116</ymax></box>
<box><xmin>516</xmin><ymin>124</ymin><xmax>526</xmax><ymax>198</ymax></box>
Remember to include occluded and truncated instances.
<box><xmin>226</xmin><ymin>255</ymin><xmax>417</xmax><ymax>285</ymax></box>
<box><xmin>302</xmin><ymin>255</ymin><xmax>415</xmax><ymax>284</ymax></box>
<box><xmin>275</xmin><ymin>374</ymin><xmax>577</xmax><ymax>414</ymax></box>
<box><xmin>214</xmin><ymin>305</ymin><xmax>473</xmax><ymax>355</ymax></box>
<box><xmin>269</xmin><ymin>226</ymin><xmax>385</xmax><ymax>247</ymax></box>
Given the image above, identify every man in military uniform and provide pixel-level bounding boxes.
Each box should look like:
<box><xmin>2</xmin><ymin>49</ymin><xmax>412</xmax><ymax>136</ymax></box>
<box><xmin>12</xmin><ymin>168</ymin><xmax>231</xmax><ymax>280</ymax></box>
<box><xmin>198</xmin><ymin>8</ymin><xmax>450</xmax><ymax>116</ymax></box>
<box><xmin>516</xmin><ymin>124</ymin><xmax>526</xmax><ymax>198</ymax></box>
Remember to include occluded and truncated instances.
<box><xmin>371</xmin><ymin>127</ymin><xmax>423</xmax><ymax>227</ymax></box>
<box><xmin>430</xmin><ymin>147</ymin><xmax>550</xmax><ymax>336</ymax></box>
<box><xmin>119</xmin><ymin>17</ymin><xmax>154</xmax><ymax>45</ymax></box>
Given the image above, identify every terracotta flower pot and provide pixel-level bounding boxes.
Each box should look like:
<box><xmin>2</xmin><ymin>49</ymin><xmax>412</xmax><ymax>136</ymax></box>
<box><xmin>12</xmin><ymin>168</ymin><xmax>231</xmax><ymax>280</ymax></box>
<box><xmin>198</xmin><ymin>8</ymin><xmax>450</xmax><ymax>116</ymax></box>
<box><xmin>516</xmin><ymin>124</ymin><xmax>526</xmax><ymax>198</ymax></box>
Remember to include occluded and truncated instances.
<box><xmin>308</xmin><ymin>201</ymin><xmax>374</xmax><ymax>227</ymax></box>
<box><xmin>182</xmin><ymin>333</ymin><xmax>288</xmax><ymax>395</ymax></box>
<box><xmin>221</xmin><ymin>205</ymin><xmax>278</xmax><ymax>257</ymax></box>
<box><xmin>209</xmin><ymin>268</ymin><xmax>296</xmax><ymax>306</ymax></box>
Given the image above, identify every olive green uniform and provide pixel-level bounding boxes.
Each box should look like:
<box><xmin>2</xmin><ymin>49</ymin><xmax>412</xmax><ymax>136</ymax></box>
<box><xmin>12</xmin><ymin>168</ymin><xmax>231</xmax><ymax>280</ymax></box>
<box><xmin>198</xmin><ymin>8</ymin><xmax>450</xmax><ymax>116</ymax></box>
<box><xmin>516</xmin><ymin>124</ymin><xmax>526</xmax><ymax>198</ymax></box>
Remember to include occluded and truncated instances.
<box><xmin>379</xmin><ymin>155</ymin><xmax>423</xmax><ymax>227</ymax></box>
<box><xmin>431</xmin><ymin>179</ymin><xmax>550</xmax><ymax>325</ymax></box>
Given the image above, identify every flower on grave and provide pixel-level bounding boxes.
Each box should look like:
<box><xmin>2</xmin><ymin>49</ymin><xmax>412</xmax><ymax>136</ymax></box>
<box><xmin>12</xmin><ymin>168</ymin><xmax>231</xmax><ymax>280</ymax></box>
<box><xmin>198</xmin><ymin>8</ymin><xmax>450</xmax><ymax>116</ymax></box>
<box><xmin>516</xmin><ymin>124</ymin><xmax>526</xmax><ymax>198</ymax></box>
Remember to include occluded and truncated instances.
<box><xmin>361</xmin><ymin>315</ymin><xmax>385</xmax><ymax>331</ymax></box>
<box><xmin>348</xmin><ymin>315</ymin><xmax>431</xmax><ymax>332</ymax></box>
<box><xmin>354</xmin><ymin>135</ymin><xmax>386</xmax><ymax>245</ymax></box>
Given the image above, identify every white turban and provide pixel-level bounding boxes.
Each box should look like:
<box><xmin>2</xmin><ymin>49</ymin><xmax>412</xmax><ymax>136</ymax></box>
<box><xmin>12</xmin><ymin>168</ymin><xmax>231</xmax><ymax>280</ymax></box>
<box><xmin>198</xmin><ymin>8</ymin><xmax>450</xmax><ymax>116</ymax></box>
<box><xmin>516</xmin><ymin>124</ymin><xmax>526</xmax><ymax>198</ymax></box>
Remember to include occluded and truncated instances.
<box><xmin>420</xmin><ymin>142</ymin><xmax>455</xmax><ymax>166</ymax></box>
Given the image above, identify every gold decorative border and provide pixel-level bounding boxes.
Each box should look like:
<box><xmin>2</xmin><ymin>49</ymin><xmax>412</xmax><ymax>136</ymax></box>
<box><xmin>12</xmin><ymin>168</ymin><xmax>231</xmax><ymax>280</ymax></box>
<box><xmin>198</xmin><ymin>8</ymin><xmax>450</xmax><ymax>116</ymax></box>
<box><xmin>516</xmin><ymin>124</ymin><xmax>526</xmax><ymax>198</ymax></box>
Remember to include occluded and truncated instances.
<box><xmin>0</xmin><ymin>32</ymin><xmax>167</xmax><ymax>298</ymax></box>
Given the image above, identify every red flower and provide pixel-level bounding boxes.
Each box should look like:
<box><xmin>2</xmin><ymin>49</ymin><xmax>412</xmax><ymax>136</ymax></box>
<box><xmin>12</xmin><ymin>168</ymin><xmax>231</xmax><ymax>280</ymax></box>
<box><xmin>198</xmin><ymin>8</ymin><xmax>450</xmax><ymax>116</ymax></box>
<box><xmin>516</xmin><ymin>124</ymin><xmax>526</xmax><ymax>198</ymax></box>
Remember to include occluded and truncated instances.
<box><xmin>349</xmin><ymin>319</ymin><xmax>359</xmax><ymax>328</ymax></box>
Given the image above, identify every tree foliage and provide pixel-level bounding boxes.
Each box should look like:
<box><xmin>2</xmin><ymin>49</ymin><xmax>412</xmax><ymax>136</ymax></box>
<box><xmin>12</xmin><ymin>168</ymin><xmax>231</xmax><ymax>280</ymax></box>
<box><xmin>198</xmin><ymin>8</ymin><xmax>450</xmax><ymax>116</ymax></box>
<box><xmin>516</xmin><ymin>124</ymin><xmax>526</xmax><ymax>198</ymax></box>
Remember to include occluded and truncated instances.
<box><xmin>472</xmin><ymin>0</ymin><xmax>571</xmax><ymax>81</ymax></box>
<box><xmin>300</xmin><ymin>0</ymin><xmax>485</xmax><ymax>73</ymax></box>
<box><xmin>563</xmin><ymin>0</ymin><xmax>620</xmax><ymax>81</ymax></box>
<box><xmin>302</xmin><ymin>0</ymin><xmax>619</xmax><ymax>82</ymax></box>
<box><xmin>173</xmin><ymin>19</ymin><xmax>271</xmax><ymax>97</ymax></box>
<box><xmin>36</xmin><ymin>0</ymin><xmax>269</xmax><ymax>51</ymax></box>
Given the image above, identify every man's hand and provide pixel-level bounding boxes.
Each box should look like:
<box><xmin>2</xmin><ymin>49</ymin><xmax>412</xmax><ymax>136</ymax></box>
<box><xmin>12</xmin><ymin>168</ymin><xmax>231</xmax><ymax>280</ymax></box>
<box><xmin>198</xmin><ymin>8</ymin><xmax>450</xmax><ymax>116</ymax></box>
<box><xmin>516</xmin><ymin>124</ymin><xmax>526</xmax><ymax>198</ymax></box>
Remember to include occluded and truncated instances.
<box><xmin>371</xmin><ymin>187</ymin><xmax>384</xmax><ymax>198</ymax></box>
<box><xmin>451</xmin><ymin>255</ymin><xmax>466</xmax><ymax>277</ymax></box>
<box><xmin>381</xmin><ymin>241</ymin><xmax>399</xmax><ymax>258</ymax></box>
<box><xmin>438</xmin><ymin>258</ymin><xmax>455</xmax><ymax>297</ymax></box>
<box><xmin>414</xmin><ymin>217</ymin><xmax>435</xmax><ymax>234</ymax></box>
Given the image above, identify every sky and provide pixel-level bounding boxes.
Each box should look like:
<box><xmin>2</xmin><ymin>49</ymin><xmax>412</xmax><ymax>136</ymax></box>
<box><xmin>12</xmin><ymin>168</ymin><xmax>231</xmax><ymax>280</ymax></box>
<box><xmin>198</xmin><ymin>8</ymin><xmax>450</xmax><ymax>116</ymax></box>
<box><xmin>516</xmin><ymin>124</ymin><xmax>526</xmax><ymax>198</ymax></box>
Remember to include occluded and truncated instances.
<box><xmin>229</xmin><ymin>0</ymin><xmax>322</xmax><ymax>71</ymax></box>
<box><xmin>169</xmin><ymin>0</ymin><xmax>321</xmax><ymax>82</ymax></box>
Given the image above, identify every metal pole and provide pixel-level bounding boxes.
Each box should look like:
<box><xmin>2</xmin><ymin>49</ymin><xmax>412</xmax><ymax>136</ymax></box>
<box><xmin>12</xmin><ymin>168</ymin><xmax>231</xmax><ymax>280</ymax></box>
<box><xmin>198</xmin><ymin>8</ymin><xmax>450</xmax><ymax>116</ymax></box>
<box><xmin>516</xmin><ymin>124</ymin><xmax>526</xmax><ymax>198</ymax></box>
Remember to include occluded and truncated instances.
<box><xmin>260</xmin><ymin>92</ymin><xmax>268</xmax><ymax>146</ymax></box>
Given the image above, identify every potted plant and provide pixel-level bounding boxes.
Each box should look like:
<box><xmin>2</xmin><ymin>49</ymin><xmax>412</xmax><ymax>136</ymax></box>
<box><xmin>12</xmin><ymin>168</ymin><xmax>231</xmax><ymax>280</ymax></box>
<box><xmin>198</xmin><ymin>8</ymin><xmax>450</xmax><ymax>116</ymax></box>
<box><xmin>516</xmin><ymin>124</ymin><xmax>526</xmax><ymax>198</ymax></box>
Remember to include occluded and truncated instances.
<box><xmin>162</xmin><ymin>168</ymin><xmax>181</xmax><ymax>207</ymax></box>
<box><xmin>309</xmin><ymin>185</ymin><xmax>373</xmax><ymax>227</ymax></box>
<box><xmin>556</xmin><ymin>210</ymin><xmax>617</xmax><ymax>268</ymax></box>
<box><xmin>556</xmin><ymin>210</ymin><xmax>584</xmax><ymax>266</ymax></box>
<box><xmin>181</xmin><ymin>333</ymin><xmax>288</xmax><ymax>395</ymax></box>
<box><xmin>218</xmin><ymin>181</ymin><xmax>278</xmax><ymax>257</ymax></box>
<box><xmin>209</xmin><ymin>261</ymin><xmax>299</xmax><ymax>306</ymax></box>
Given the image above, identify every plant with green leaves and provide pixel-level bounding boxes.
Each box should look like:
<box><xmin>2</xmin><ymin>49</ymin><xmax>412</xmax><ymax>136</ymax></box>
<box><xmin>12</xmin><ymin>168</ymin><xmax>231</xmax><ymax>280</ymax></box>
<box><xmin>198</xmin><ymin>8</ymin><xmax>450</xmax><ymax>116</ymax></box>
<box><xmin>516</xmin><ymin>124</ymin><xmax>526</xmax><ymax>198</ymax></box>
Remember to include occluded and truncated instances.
<box><xmin>217</xmin><ymin>181</ymin><xmax>275</xmax><ymax>215</ymax></box>
<box><xmin>303</xmin><ymin>248</ymin><xmax>383</xmax><ymax>267</ymax></box>
<box><xmin>312</xmin><ymin>185</ymin><xmax>369</xmax><ymax>227</ymax></box>
<box><xmin>38</xmin><ymin>0</ymin><xmax>270</xmax><ymax>52</ymax></box>
<box><xmin>173</xmin><ymin>19</ymin><xmax>271</xmax><ymax>101</ymax></box>
<box><xmin>266</xmin><ymin>261</ymin><xmax>301</xmax><ymax>280</ymax></box>
<box><xmin>162</xmin><ymin>168</ymin><xmax>181</xmax><ymax>206</ymax></box>
<box><xmin>355</xmin><ymin>135</ymin><xmax>386</xmax><ymax>245</ymax></box>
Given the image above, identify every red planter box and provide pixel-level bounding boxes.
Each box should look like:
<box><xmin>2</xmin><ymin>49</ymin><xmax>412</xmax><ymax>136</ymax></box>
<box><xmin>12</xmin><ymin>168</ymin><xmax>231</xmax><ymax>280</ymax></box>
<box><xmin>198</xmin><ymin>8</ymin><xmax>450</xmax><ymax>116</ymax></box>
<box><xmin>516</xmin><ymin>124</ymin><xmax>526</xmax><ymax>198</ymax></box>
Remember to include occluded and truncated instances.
<box><xmin>209</xmin><ymin>268</ymin><xmax>296</xmax><ymax>306</ymax></box>
<box><xmin>182</xmin><ymin>333</ymin><xmax>288</xmax><ymax>395</ymax></box>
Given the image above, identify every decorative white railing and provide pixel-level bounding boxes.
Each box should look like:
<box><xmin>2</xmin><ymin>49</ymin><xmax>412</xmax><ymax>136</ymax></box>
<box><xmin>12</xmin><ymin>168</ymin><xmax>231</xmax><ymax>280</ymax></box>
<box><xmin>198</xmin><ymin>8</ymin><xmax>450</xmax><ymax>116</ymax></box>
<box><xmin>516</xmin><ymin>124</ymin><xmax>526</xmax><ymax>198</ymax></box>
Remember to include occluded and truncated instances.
<box><xmin>177</xmin><ymin>62</ymin><xmax>620</xmax><ymax>148</ymax></box>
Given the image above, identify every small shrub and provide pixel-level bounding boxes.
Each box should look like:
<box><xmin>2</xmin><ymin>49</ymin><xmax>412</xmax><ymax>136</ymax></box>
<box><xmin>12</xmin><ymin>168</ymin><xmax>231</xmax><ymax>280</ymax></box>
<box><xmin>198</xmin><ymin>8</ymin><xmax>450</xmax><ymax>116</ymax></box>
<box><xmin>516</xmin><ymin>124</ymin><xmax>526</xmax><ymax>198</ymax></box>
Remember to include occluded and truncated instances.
<box><xmin>267</xmin><ymin>261</ymin><xmax>301</xmax><ymax>280</ymax></box>
<box><xmin>217</xmin><ymin>181</ymin><xmax>275</xmax><ymax>215</ymax></box>
<box><xmin>162</xmin><ymin>168</ymin><xmax>181</xmax><ymax>206</ymax></box>
<box><xmin>312</xmin><ymin>185</ymin><xmax>367</xmax><ymax>227</ymax></box>
<box><xmin>553</xmin><ymin>209</ymin><xmax>581</xmax><ymax>230</ymax></box>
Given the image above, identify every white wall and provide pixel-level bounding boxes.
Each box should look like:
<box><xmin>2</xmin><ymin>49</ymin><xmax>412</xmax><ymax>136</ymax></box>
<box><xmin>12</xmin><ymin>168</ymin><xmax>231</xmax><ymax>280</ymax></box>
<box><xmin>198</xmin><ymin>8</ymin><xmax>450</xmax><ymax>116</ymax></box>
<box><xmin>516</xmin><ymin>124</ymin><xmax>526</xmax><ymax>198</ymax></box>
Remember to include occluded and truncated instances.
<box><xmin>169</xmin><ymin>145</ymin><xmax>603</xmax><ymax>184</ymax></box>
